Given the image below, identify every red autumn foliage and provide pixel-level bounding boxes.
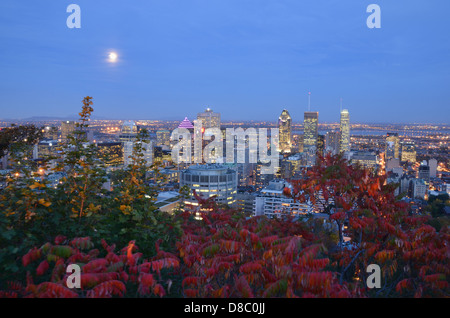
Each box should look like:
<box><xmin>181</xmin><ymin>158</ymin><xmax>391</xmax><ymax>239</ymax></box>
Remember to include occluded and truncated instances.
<box><xmin>1</xmin><ymin>154</ymin><xmax>448</xmax><ymax>298</ymax></box>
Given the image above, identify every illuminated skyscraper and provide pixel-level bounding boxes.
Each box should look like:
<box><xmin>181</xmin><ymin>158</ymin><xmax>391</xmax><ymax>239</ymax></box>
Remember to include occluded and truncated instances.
<box><xmin>197</xmin><ymin>108</ymin><xmax>221</xmax><ymax>129</ymax></box>
<box><xmin>339</xmin><ymin>109</ymin><xmax>350</xmax><ymax>153</ymax></box>
<box><xmin>278</xmin><ymin>109</ymin><xmax>292</xmax><ymax>154</ymax></box>
<box><xmin>303</xmin><ymin>111</ymin><xmax>318</xmax><ymax>166</ymax></box>
<box><xmin>401</xmin><ymin>141</ymin><xmax>416</xmax><ymax>163</ymax></box>
<box><xmin>386</xmin><ymin>133</ymin><xmax>400</xmax><ymax>160</ymax></box>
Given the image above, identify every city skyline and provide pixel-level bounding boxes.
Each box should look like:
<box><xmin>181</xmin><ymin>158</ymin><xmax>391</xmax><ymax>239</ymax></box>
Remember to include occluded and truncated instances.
<box><xmin>1</xmin><ymin>1</ymin><xmax>449</xmax><ymax>123</ymax></box>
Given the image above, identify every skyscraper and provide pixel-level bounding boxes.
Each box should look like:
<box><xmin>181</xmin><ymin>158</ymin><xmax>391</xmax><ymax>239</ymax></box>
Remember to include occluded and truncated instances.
<box><xmin>386</xmin><ymin>133</ymin><xmax>400</xmax><ymax>160</ymax></box>
<box><xmin>401</xmin><ymin>141</ymin><xmax>416</xmax><ymax>163</ymax></box>
<box><xmin>156</xmin><ymin>130</ymin><xmax>171</xmax><ymax>147</ymax></box>
<box><xmin>278</xmin><ymin>109</ymin><xmax>292</xmax><ymax>154</ymax></box>
<box><xmin>325</xmin><ymin>131</ymin><xmax>340</xmax><ymax>155</ymax></box>
<box><xmin>418</xmin><ymin>162</ymin><xmax>430</xmax><ymax>185</ymax></box>
<box><xmin>428</xmin><ymin>159</ymin><xmax>438</xmax><ymax>178</ymax></box>
<box><xmin>197</xmin><ymin>108</ymin><xmax>221</xmax><ymax>130</ymax></box>
<box><xmin>303</xmin><ymin>111</ymin><xmax>318</xmax><ymax>166</ymax></box>
<box><xmin>339</xmin><ymin>109</ymin><xmax>350</xmax><ymax>153</ymax></box>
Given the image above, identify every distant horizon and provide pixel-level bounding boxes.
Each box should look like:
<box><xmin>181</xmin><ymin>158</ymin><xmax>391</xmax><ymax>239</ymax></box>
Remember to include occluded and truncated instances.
<box><xmin>1</xmin><ymin>114</ymin><xmax>449</xmax><ymax>126</ymax></box>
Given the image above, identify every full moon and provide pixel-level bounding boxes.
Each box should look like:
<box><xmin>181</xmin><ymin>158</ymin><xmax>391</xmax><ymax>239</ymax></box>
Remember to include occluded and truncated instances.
<box><xmin>108</xmin><ymin>52</ymin><xmax>118</xmax><ymax>63</ymax></box>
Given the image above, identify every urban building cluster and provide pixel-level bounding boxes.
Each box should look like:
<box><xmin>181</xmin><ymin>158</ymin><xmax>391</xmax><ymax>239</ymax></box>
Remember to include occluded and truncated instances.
<box><xmin>0</xmin><ymin>106</ymin><xmax>448</xmax><ymax>219</ymax></box>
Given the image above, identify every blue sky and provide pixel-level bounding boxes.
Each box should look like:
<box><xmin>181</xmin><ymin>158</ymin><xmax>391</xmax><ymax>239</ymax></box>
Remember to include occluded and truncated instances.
<box><xmin>0</xmin><ymin>0</ymin><xmax>449</xmax><ymax>123</ymax></box>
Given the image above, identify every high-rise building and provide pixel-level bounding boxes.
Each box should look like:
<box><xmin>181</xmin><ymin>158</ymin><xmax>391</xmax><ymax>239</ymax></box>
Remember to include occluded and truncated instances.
<box><xmin>180</xmin><ymin>164</ymin><xmax>238</xmax><ymax>208</ymax></box>
<box><xmin>386</xmin><ymin>133</ymin><xmax>400</xmax><ymax>160</ymax></box>
<box><xmin>119</xmin><ymin>121</ymin><xmax>138</xmax><ymax>143</ymax></box>
<box><xmin>119</xmin><ymin>121</ymin><xmax>138</xmax><ymax>165</ymax></box>
<box><xmin>325</xmin><ymin>131</ymin><xmax>340</xmax><ymax>155</ymax></box>
<box><xmin>156</xmin><ymin>130</ymin><xmax>171</xmax><ymax>147</ymax></box>
<box><xmin>124</xmin><ymin>140</ymin><xmax>153</xmax><ymax>167</ymax></box>
<box><xmin>197</xmin><ymin>108</ymin><xmax>221</xmax><ymax>130</ymax></box>
<box><xmin>401</xmin><ymin>141</ymin><xmax>416</xmax><ymax>163</ymax></box>
<box><xmin>429</xmin><ymin>159</ymin><xmax>438</xmax><ymax>178</ymax></box>
<box><xmin>339</xmin><ymin>109</ymin><xmax>350</xmax><ymax>153</ymax></box>
<box><xmin>278</xmin><ymin>109</ymin><xmax>292</xmax><ymax>154</ymax></box>
<box><xmin>303</xmin><ymin>112</ymin><xmax>318</xmax><ymax>166</ymax></box>
<box><xmin>61</xmin><ymin>121</ymin><xmax>76</xmax><ymax>141</ymax></box>
<box><xmin>418</xmin><ymin>162</ymin><xmax>430</xmax><ymax>183</ymax></box>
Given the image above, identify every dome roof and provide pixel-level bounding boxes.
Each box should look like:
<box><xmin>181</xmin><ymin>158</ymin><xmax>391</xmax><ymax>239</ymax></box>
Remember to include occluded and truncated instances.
<box><xmin>121</xmin><ymin>120</ymin><xmax>138</xmax><ymax>134</ymax></box>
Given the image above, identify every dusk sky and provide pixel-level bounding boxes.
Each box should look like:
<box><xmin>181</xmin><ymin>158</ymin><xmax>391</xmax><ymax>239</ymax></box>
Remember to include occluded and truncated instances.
<box><xmin>1</xmin><ymin>0</ymin><xmax>449</xmax><ymax>123</ymax></box>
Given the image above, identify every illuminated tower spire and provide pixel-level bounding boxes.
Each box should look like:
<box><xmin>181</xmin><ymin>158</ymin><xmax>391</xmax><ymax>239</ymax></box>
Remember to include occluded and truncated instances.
<box><xmin>308</xmin><ymin>91</ymin><xmax>311</xmax><ymax>112</ymax></box>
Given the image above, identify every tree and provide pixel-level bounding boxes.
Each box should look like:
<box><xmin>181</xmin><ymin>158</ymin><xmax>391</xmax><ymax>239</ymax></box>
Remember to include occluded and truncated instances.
<box><xmin>285</xmin><ymin>153</ymin><xmax>449</xmax><ymax>297</ymax></box>
<box><xmin>0</xmin><ymin>124</ymin><xmax>43</xmax><ymax>158</ymax></box>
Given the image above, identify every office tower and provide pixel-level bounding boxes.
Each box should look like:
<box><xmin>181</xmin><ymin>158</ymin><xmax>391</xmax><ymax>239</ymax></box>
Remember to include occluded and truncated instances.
<box><xmin>119</xmin><ymin>121</ymin><xmax>138</xmax><ymax>165</ymax></box>
<box><xmin>118</xmin><ymin>120</ymin><xmax>153</xmax><ymax>167</ymax></box>
<box><xmin>296</xmin><ymin>134</ymin><xmax>304</xmax><ymax>153</ymax></box>
<box><xmin>418</xmin><ymin>162</ymin><xmax>430</xmax><ymax>183</ymax></box>
<box><xmin>156</xmin><ymin>130</ymin><xmax>171</xmax><ymax>147</ymax></box>
<box><xmin>124</xmin><ymin>140</ymin><xmax>153</xmax><ymax>167</ymax></box>
<box><xmin>119</xmin><ymin>121</ymin><xmax>138</xmax><ymax>142</ymax></box>
<box><xmin>97</xmin><ymin>142</ymin><xmax>124</xmax><ymax>166</ymax></box>
<box><xmin>317</xmin><ymin>134</ymin><xmax>325</xmax><ymax>157</ymax></box>
<box><xmin>279</xmin><ymin>159</ymin><xmax>293</xmax><ymax>179</ymax></box>
<box><xmin>278</xmin><ymin>109</ymin><xmax>292</xmax><ymax>154</ymax></box>
<box><xmin>61</xmin><ymin>121</ymin><xmax>76</xmax><ymax>141</ymax></box>
<box><xmin>386</xmin><ymin>158</ymin><xmax>401</xmax><ymax>173</ymax></box>
<box><xmin>325</xmin><ymin>131</ymin><xmax>340</xmax><ymax>155</ymax></box>
<box><xmin>180</xmin><ymin>164</ymin><xmax>237</xmax><ymax>208</ymax></box>
<box><xmin>385</xmin><ymin>133</ymin><xmax>400</xmax><ymax>160</ymax></box>
<box><xmin>429</xmin><ymin>159</ymin><xmax>438</xmax><ymax>178</ymax></box>
<box><xmin>303</xmin><ymin>111</ymin><xmax>318</xmax><ymax>166</ymax></box>
<box><xmin>255</xmin><ymin>161</ymin><xmax>275</xmax><ymax>190</ymax></box>
<box><xmin>399</xmin><ymin>175</ymin><xmax>411</xmax><ymax>196</ymax></box>
<box><xmin>339</xmin><ymin>109</ymin><xmax>350</xmax><ymax>153</ymax></box>
<box><xmin>197</xmin><ymin>108</ymin><xmax>221</xmax><ymax>129</ymax></box>
<box><xmin>401</xmin><ymin>141</ymin><xmax>416</xmax><ymax>163</ymax></box>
